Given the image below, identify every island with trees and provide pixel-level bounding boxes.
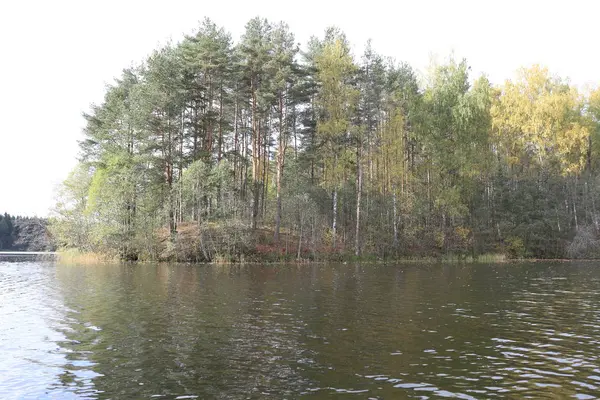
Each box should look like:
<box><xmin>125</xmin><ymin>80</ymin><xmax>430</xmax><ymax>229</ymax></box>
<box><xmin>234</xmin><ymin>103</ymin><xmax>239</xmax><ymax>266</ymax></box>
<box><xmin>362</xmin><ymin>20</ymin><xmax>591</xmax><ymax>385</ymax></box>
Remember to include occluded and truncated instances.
<box><xmin>49</xmin><ymin>17</ymin><xmax>600</xmax><ymax>262</ymax></box>
<box><xmin>0</xmin><ymin>213</ymin><xmax>55</xmax><ymax>252</ymax></box>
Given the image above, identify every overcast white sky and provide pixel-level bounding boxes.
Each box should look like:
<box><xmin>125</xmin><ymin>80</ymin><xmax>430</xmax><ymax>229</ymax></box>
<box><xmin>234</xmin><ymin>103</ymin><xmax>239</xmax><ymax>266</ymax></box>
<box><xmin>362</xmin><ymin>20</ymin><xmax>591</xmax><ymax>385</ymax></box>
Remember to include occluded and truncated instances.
<box><xmin>1</xmin><ymin>0</ymin><xmax>599</xmax><ymax>216</ymax></box>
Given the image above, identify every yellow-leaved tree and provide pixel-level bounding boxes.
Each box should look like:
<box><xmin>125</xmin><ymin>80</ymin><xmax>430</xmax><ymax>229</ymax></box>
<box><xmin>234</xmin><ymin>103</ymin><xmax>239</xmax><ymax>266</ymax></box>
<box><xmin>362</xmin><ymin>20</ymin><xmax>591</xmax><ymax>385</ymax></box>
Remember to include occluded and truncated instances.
<box><xmin>315</xmin><ymin>33</ymin><xmax>359</xmax><ymax>248</ymax></box>
<box><xmin>491</xmin><ymin>65</ymin><xmax>590</xmax><ymax>176</ymax></box>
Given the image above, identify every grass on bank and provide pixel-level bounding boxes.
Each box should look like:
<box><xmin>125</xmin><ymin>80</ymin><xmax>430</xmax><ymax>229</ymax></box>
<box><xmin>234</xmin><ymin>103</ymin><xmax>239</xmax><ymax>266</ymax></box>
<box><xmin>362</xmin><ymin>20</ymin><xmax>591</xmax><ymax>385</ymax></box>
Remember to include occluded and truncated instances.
<box><xmin>55</xmin><ymin>247</ymin><xmax>511</xmax><ymax>265</ymax></box>
<box><xmin>56</xmin><ymin>249</ymin><xmax>119</xmax><ymax>265</ymax></box>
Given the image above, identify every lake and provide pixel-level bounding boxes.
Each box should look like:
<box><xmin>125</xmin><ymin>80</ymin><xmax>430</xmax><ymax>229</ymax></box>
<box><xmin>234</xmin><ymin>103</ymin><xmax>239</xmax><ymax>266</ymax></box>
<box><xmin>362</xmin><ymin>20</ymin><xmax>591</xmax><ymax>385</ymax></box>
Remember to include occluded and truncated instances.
<box><xmin>1</xmin><ymin>261</ymin><xmax>600</xmax><ymax>399</ymax></box>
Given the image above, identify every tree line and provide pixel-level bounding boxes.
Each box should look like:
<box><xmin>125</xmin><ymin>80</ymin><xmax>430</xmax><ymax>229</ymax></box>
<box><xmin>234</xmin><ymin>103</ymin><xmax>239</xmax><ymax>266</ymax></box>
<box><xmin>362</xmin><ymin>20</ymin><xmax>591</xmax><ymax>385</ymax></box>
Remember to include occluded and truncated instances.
<box><xmin>0</xmin><ymin>213</ymin><xmax>55</xmax><ymax>252</ymax></box>
<box><xmin>50</xmin><ymin>17</ymin><xmax>600</xmax><ymax>261</ymax></box>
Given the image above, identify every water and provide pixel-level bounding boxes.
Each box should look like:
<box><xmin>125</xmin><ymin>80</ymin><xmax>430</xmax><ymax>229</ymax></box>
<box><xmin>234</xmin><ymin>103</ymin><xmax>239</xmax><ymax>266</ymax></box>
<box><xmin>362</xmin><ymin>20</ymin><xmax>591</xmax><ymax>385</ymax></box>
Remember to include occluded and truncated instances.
<box><xmin>2</xmin><ymin>261</ymin><xmax>600</xmax><ymax>399</ymax></box>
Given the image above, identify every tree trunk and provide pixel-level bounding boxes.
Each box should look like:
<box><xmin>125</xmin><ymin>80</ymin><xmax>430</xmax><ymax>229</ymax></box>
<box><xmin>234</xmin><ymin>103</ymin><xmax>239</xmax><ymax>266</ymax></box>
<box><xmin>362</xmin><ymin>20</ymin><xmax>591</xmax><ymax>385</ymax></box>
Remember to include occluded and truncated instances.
<box><xmin>332</xmin><ymin>189</ymin><xmax>338</xmax><ymax>249</ymax></box>
<box><xmin>164</xmin><ymin>117</ymin><xmax>176</xmax><ymax>240</ymax></box>
<box><xmin>392</xmin><ymin>185</ymin><xmax>398</xmax><ymax>248</ymax></box>
<box><xmin>218</xmin><ymin>83</ymin><xmax>224</xmax><ymax>162</ymax></box>
<box><xmin>179</xmin><ymin>110</ymin><xmax>184</xmax><ymax>223</ymax></box>
<box><xmin>262</xmin><ymin>119</ymin><xmax>269</xmax><ymax>219</ymax></box>
<box><xmin>167</xmin><ymin>162</ymin><xmax>176</xmax><ymax>238</ymax></box>
<box><xmin>297</xmin><ymin>218</ymin><xmax>303</xmax><ymax>260</ymax></box>
<box><xmin>587</xmin><ymin>132</ymin><xmax>593</xmax><ymax>172</ymax></box>
<box><xmin>573</xmin><ymin>177</ymin><xmax>579</xmax><ymax>230</ymax></box>
<box><xmin>355</xmin><ymin>148</ymin><xmax>362</xmax><ymax>257</ymax></box>
<box><xmin>206</xmin><ymin>74</ymin><xmax>213</xmax><ymax>161</ymax></box>
<box><xmin>233</xmin><ymin>94</ymin><xmax>239</xmax><ymax>182</ymax></box>
<box><xmin>251</xmin><ymin>80</ymin><xmax>260</xmax><ymax>230</ymax></box>
<box><xmin>193</xmin><ymin>106</ymin><xmax>198</xmax><ymax>160</ymax></box>
<box><xmin>275</xmin><ymin>93</ymin><xmax>286</xmax><ymax>242</ymax></box>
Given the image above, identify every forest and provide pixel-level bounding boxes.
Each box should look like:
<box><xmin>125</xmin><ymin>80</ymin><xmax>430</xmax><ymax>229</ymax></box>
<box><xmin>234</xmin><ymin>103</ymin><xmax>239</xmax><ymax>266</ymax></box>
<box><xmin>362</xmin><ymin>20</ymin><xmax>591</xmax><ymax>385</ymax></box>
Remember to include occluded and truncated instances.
<box><xmin>50</xmin><ymin>17</ymin><xmax>600</xmax><ymax>262</ymax></box>
<box><xmin>0</xmin><ymin>213</ymin><xmax>55</xmax><ymax>252</ymax></box>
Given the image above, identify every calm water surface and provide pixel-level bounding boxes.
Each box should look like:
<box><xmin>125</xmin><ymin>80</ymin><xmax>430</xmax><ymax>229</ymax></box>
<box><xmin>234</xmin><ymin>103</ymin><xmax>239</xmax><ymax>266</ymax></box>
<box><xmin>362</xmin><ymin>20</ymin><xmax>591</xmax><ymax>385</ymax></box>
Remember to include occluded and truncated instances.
<box><xmin>2</xmin><ymin>261</ymin><xmax>600</xmax><ymax>399</ymax></box>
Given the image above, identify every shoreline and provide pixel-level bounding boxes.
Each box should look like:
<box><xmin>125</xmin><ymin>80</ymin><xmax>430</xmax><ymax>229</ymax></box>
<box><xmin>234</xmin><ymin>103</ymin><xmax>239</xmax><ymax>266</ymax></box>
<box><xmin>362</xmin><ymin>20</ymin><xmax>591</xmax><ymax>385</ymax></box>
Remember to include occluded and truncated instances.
<box><xmin>52</xmin><ymin>250</ymin><xmax>600</xmax><ymax>266</ymax></box>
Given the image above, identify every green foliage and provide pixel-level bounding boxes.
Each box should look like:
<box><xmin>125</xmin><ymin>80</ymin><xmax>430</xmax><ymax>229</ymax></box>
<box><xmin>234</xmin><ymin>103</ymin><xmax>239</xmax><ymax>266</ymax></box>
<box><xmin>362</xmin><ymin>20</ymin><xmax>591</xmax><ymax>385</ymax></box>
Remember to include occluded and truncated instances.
<box><xmin>0</xmin><ymin>213</ymin><xmax>54</xmax><ymax>251</ymax></box>
<box><xmin>505</xmin><ymin>236</ymin><xmax>527</xmax><ymax>259</ymax></box>
<box><xmin>0</xmin><ymin>213</ymin><xmax>14</xmax><ymax>250</ymax></box>
<box><xmin>50</xmin><ymin>19</ymin><xmax>600</xmax><ymax>262</ymax></box>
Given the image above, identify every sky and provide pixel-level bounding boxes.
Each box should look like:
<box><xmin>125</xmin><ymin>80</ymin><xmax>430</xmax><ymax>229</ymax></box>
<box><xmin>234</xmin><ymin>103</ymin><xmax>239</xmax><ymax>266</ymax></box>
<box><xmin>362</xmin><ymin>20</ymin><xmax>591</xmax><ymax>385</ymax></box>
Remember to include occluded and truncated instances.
<box><xmin>1</xmin><ymin>0</ymin><xmax>599</xmax><ymax>217</ymax></box>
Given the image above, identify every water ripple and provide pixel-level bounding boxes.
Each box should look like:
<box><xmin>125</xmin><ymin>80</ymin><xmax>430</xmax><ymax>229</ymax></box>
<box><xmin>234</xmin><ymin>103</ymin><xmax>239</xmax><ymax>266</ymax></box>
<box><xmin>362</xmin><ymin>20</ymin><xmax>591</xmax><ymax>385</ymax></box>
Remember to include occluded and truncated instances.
<box><xmin>3</xmin><ymin>262</ymin><xmax>600</xmax><ymax>398</ymax></box>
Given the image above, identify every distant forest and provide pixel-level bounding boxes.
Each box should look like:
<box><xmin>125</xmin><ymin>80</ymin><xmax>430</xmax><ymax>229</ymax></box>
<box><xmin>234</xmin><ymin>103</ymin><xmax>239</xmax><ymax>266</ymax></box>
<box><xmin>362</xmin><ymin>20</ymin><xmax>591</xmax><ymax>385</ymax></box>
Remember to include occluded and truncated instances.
<box><xmin>0</xmin><ymin>213</ymin><xmax>55</xmax><ymax>252</ymax></box>
<box><xmin>49</xmin><ymin>17</ymin><xmax>600</xmax><ymax>261</ymax></box>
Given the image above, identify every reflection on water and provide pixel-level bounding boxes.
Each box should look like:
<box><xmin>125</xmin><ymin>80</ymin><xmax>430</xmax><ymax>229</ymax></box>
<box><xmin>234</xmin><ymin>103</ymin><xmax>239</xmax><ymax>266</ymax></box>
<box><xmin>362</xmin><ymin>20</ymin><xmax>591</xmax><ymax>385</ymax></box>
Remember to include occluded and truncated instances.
<box><xmin>2</xmin><ymin>261</ymin><xmax>600</xmax><ymax>398</ymax></box>
<box><xmin>0</xmin><ymin>262</ymin><xmax>100</xmax><ymax>399</ymax></box>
